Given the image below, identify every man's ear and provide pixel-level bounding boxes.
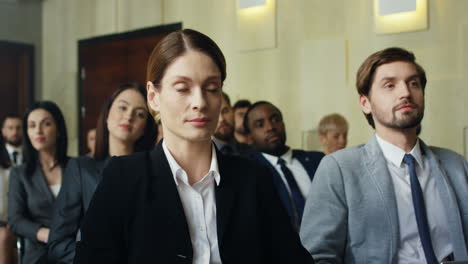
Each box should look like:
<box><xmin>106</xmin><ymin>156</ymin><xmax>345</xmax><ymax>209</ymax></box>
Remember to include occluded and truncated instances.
<box><xmin>359</xmin><ymin>94</ymin><xmax>372</xmax><ymax>115</ymax></box>
<box><xmin>147</xmin><ymin>81</ymin><xmax>160</xmax><ymax>112</ymax></box>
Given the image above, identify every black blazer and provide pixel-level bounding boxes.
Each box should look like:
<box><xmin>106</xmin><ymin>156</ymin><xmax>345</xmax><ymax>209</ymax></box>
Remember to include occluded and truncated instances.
<box><xmin>8</xmin><ymin>162</ymin><xmax>67</xmax><ymax>264</ymax></box>
<box><xmin>48</xmin><ymin>156</ymin><xmax>108</xmax><ymax>263</ymax></box>
<box><xmin>74</xmin><ymin>142</ymin><xmax>313</xmax><ymax>264</ymax></box>
<box><xmin>245</xmin><ymin>150</ymin><xmax>324</xmax><ymax>225</ymax></box>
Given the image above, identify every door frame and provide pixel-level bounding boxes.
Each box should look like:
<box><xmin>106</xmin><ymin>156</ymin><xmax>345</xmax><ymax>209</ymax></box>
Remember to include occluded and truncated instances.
<box><xmin>0</xmin><ymin>40</ymin><xmax>35</xmax><ymax>116</ymax></box>
<box><xmin>77</xmin><ymin>23</ymin><xmax>182</xmax><ymax>154</ymax></box>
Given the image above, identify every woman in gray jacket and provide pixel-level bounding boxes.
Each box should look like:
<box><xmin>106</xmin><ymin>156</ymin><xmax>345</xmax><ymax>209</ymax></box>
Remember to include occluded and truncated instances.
<box><xmin>47</xmin><ymin>83</ymin><xmax>157</xmax><ymax>264</ymax></box>
<box><xmin>8</xmin><ymin>101</ymin><xmax>69</xmax><ymax>264</ymax></box>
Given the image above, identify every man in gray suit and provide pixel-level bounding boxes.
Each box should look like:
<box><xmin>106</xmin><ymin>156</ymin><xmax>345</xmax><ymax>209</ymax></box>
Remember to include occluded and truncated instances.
<box><xmin>300</xmin><ymin>47</ymin><xmax>468</xmax><ymax>263</ymax></box>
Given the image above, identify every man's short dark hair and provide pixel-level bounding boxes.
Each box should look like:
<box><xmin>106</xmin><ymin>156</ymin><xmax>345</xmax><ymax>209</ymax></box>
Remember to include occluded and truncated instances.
<box><xmin>233</xmin><ymin>99</ymin><xmax>251</xmax><ymax>110</ymax></box>
<box><xmin>221</xmin><ymin>92</ymin><xmax>231</xmax><ymax>107</ymax></box>
<box><xmin>2</xmin><ymin>114</ymin><xmax>22</xmax><ymax>128</ymax></box>
<box><xmin>243</xmin><ymin>101</ymin><xmax>282</xmax><ymax>134</ymax></box>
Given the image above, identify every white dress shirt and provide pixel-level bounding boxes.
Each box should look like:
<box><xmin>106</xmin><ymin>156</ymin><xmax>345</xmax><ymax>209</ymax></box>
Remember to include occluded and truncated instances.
<box><xmin>6</xmin><ymin>144</ymin><xmax>22</xmax><ymax>166</ymax></box>
<box><xmin>262</xmin><ymin>149</ymin><xmax>311</xmax><ymax>198</ymax></box>
<box><xmin>376</xmin><ymin>135</ymin><xmax>453</xmax><ymax>263</ymax></box>
<box><xmin>162</xmin><ymin>141</ymin><xmax>222</xmax><ymax>264</ymax></box>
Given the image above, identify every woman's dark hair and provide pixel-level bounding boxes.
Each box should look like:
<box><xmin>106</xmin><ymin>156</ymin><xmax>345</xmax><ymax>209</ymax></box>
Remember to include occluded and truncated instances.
<box><xmin>0</xmin><ymin>137</ymin><xmax>11</xmax><ymax>169</ymax></box>
<box><xmin>94</xmin><ymin>83</ymin><xmax>157</xmax><ymax>160</ymax></box>
<box><xmin>22</xmin><ymin>101</ymin><xmax>68</xmax><ymax>176</ymax></box>
<box><xmin>146</xmin><ymin>29</ymin><xmax>226</xmax><ymax>86</ymax></box>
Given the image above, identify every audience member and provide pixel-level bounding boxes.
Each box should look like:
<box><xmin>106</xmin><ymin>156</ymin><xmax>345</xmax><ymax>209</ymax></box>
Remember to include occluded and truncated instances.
<box><xmin>74</xmin><ymin>29</ymin><xmax>312</xmax><ymax>263</ymax></box>
<box><xmin>212</xmin><ymin>92</ymin><xmax>250</xmax><ymax>155</ymax></box>
<box><xmin>317</xmin><ymin>113</ymin><xmax>348</xmax><ymax>154</ymax></box>
<box><xmin>48</xmin><ymin>83</ymin><xmax>157</xmax><ymax>263</ymax></box>
<box><xmin>85</xmin><ymin>128</ymin><xmax>96</xmax><ymax>157</ymax></box>
<box><xmin>8</xmin><ymin>101</ymin><xmax>69</xmax><ymax>263</ymax></box>
<box><xmin>232</xmin><ymin>99</ymin><xmax>251</xmax><ymax>144</ymax></box>
<box><xmin>300</xmin><ymin>47</ymin><xmax>468</xmax><ymax>263</ymax></box>
<box><xmin>244</xmin><ymin>101</ymin><xmax>324</xmax><ymax>230</ymax></box>
<box><xmin>0</xmin><ymin>137</ymin><xmax>16</xmax><ymax>264</ymax></box>
<box><xmin>1</xmin><ymin>114</ymin><xmax>23</xmax><ymax>166</ymax></box>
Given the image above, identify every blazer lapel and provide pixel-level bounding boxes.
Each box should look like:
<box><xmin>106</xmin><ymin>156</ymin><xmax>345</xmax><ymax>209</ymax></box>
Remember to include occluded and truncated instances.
<box><xmin>421</xmin><ymin>141</ymin><xmax>468</xmax><ymax>259</ymax></box>
<box><xmin>249</xmin><ymin>152</ymin><xmax>295</xmax><ymax>222</ymax></box>
<box><xmin>149</xmin><ymin>143</ymin><xmax>192</xmax><ymax>255</ymax></box>
<box><xmin>34</xmin><ymin>165</ymin><xmax>55</xmax><ymax>202</ymax></box>
<box><xmin>363</xmin><ymin>135</ymin><xmax>399</xmax><ymax>257</ymax></box>
<box><xmin>215</xmin><ymin>150</ymin><xmax>236</xmax><ymax>245</ymax></box>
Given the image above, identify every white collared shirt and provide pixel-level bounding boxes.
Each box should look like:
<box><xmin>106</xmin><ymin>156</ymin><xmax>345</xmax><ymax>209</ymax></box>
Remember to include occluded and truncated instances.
<box><xmin>262</xmin><ymin>149</ymin><xmax>311</xmax><ymax>198</ymax></box>
<box><xmin>6</xmin><ymin>144</ymin><xmax>22</xmax><ymax>166</ymax></box>
<box><xmin>162</xmin><ymin>141</ymin><xmax>222</xmax><ymax>264</ymax></box>
<box><xmin>376</xmin><ymin>134</ymin><xmax>453</xmax><ymax>263</ymax></box>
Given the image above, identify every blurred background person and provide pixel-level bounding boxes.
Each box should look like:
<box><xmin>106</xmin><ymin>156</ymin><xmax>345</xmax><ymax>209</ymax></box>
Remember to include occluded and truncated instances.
<box><xmin>48</xmin><ymin>83</ymin><xmax>157</xmax><ymax>264</ymax></box>
<box><xmin>213</xmin><ymin>92</ymin><xmax>250</xmax><ymax>155</ymax></box>
<box><xmin>8</xmin><ymin>101</ymin><xmax>69</xmax><ymax>264</ymax></box>
<box><xmin>0</xmin><ymin>137</ymin><xmax>16</xmax><ymax>264</ymax></box>
<box><xmin>244</xmin><ymin>101</ymin><xmax>324</xmax><ymax>231</ymax></box>
<box><xmin>317</xmin><ymin>113</ymin><xmax>348</xmax><ymax>155</ymax></box>
<box><xmin>232</xmin><ymin>99</ymin><xmax>251</xmax><ymax>144</ymax></box>
<box><xmin>1</xmin><ymin>114</ymin><xmax>23</xmax><ymax>166</ymax></box>
<box><xmin>85</xmin><ymin>128</ymin><xmax>96</xmax><ymax>157</ymax></box>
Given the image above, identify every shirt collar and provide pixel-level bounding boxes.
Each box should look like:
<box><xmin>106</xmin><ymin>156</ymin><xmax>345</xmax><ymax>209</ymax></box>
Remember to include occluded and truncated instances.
<box><xmin>261</xmin><ymin>147</ymin><xmax>293</xmax><ymax>166</ymax></box>
<box><xmin>6</xmin><ymin>144</ymin><xmax>21</xmax><ymax>153</ymax></box>
<box><xmin>162</xmin><ymin>140</ymin><xmax>221</xmax><ymax>186</ymax></box>
<box><xmin>375</xmin><ymin>134</ymin><xmax>424</xmax><ymax>169</ymax></box>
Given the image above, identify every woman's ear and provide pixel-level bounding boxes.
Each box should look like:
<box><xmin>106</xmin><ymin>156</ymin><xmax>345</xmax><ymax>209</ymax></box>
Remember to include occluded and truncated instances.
<box><xmin>147</xmin><ymin>81</ymin><xmax>160</xmax><ymax>112</ymax></box>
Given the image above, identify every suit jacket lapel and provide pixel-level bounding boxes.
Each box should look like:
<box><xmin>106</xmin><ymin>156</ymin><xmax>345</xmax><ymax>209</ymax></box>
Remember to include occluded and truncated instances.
<box><xmin>149</xmin><ymin>143</ymin><xmax>192</xmax><ymax>255</ymax></box>
<box><xmin>215</xmin><ymin>150</ymin><xmax>236</xmax><ymax>245</ymax></box>
<box><xmin>421</xmin><ymin>141</ymin><xmax>468</xmax><ymax>259</ymax></box>
<box><xmin>249</xmin><ymin>152</ymin><xmax>295</xmax><ymax>222</ymax></box>
<box><xmin>34</xmin><ymin>165</ymin><xmax>55</xmax><ymax>202</ymax></box>
<box><xmin>364</xmin><ymin>135</ymin><xmax>399</xmax><ymax>257</ymax></box>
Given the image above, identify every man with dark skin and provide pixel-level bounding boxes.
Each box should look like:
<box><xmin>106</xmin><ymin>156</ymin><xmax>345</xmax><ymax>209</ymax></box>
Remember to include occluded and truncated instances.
<box><xmin>244</xmin><ymin>101</ymin><xmax>324</xmax><ymax>230</ymax></box>
<box><xmin>1</xmin><ymin>115</ymin><xmax>23</xmax><ymax>166</ymax></box>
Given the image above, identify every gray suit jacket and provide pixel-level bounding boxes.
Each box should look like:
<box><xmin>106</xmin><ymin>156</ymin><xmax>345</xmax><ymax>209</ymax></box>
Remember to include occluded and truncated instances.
<box><xmin>300</xmin><ymin>135</ymin><xmax>468</xmax><ymax>263</ymax></box>
<box><xmin>8</xmin><ymin>163</ymin><xmax>63</xmax><ymax>264</ymax></box>
<box><xmin>48</xmin><ymin>156</ymin><xmax>108</xmax><ymax>264</ymax></box>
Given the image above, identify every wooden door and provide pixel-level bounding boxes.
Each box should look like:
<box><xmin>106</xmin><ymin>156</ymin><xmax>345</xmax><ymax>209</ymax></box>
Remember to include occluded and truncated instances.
<box><xmin>78</xmin><ymin>23</ymin><xmax>181</xmax><ymax>154</ymax></box>
<box><xmin>0</xmin><ymin>41</ymin><xmax>34</xmax><ymax>121</ymax></box>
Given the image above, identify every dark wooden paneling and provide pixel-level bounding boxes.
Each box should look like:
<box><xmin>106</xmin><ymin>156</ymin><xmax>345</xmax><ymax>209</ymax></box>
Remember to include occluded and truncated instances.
<box><xmin>0</xmin><ymin>41</ymin><xmax>34</xmax><ymax>121</ymax></box>
<box><xmin>78</xmin><ymin>23</ymin><xmax>182</xmax><ymax>154</ymax></box>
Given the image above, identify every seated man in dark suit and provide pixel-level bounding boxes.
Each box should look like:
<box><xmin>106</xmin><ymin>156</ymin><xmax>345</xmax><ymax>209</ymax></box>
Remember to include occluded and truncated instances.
<box><xmin>243</xmin><ymin>101</ymin><xmax>324</xmax><ymax>230</ymax></box>
<box><xmin>213</xmin><ymin>92</ymin><xmax>250</xmax><ymax>155</ymax></box>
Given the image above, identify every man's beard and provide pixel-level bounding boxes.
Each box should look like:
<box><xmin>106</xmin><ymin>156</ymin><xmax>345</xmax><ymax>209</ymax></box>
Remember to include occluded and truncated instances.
<box><xmin>214</xmin><ymin>129</ymin><xmax>233</xmax><ymax>142</ymax></box>
<box><xmin>6</xmin><ymin>138</ymin><xmax>22</xmax><ymax>147</ymax></box>
<box><xmin>373</xmin><ymin>100</ymin><xmax>424</xmax><ymax>130</ymax></box>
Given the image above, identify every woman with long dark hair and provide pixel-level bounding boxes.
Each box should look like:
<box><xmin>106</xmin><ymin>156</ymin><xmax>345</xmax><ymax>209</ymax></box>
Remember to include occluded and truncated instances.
<box><xmin>74</xmin><ymin>29</ymin><xmax>312</xmax><ymax>263</ymax></box>
<box><xmin>8</xmin><ymin>101</ymin><xmax>69</xmax><ymax>263</ymax></box>
<box><xmin>48</xmin><ymin>83</ymin><xmax>157</xmax><ymax>263</ymax></box>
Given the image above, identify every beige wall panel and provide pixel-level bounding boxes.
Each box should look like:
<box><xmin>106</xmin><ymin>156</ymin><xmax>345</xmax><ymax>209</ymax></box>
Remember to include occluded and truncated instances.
<box><xmin>117</xmin><ymin>0</ymin><xmax>163</xmax><ymax>32</ymax></box>
<box><xmin>237</xmin><ymin>0</ymin><xmax>276</xmax><ymax>51</ymax></box>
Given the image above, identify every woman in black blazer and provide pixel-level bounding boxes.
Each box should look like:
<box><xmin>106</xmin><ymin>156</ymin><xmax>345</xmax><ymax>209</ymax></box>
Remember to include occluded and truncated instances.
<box><xmin>74</xmin><ymin>29</ymin><xmax>314</xmax><ymax>264</ymax></box>
<box><xmin>48</xmin><ymin>83</ymin><xmax>157</xmax><ymax>263</ymax></box>
<box><xmin>8</xmin><ymin>101</ymin><xmax>69</xmax><ymax>264</ymax></box>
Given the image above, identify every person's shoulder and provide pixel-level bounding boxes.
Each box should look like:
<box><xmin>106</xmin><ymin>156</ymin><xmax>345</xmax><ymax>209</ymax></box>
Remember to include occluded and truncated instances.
<box><xmin>428</xmin><ymin>146</ymin><xmax>466</xmax><ymax>165</ymax></box>
<box><xmin>322</xmin><ymin>144</ymin><xmax>367</xmax><ymax>166</ymax></box>
<box><xmin>293</xmin><ymin>149</ymin><xmax>325</xmax><ymax>160</ymax></box>
<box><xmin>10</xmin><ymin>163</ymin><xmax>26</xmax><ymax>176</ymax></box>
<box><xmin>222</xmin><ymin>153</ymin><xmax>266</xmax><ymax>170</ymax></box>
